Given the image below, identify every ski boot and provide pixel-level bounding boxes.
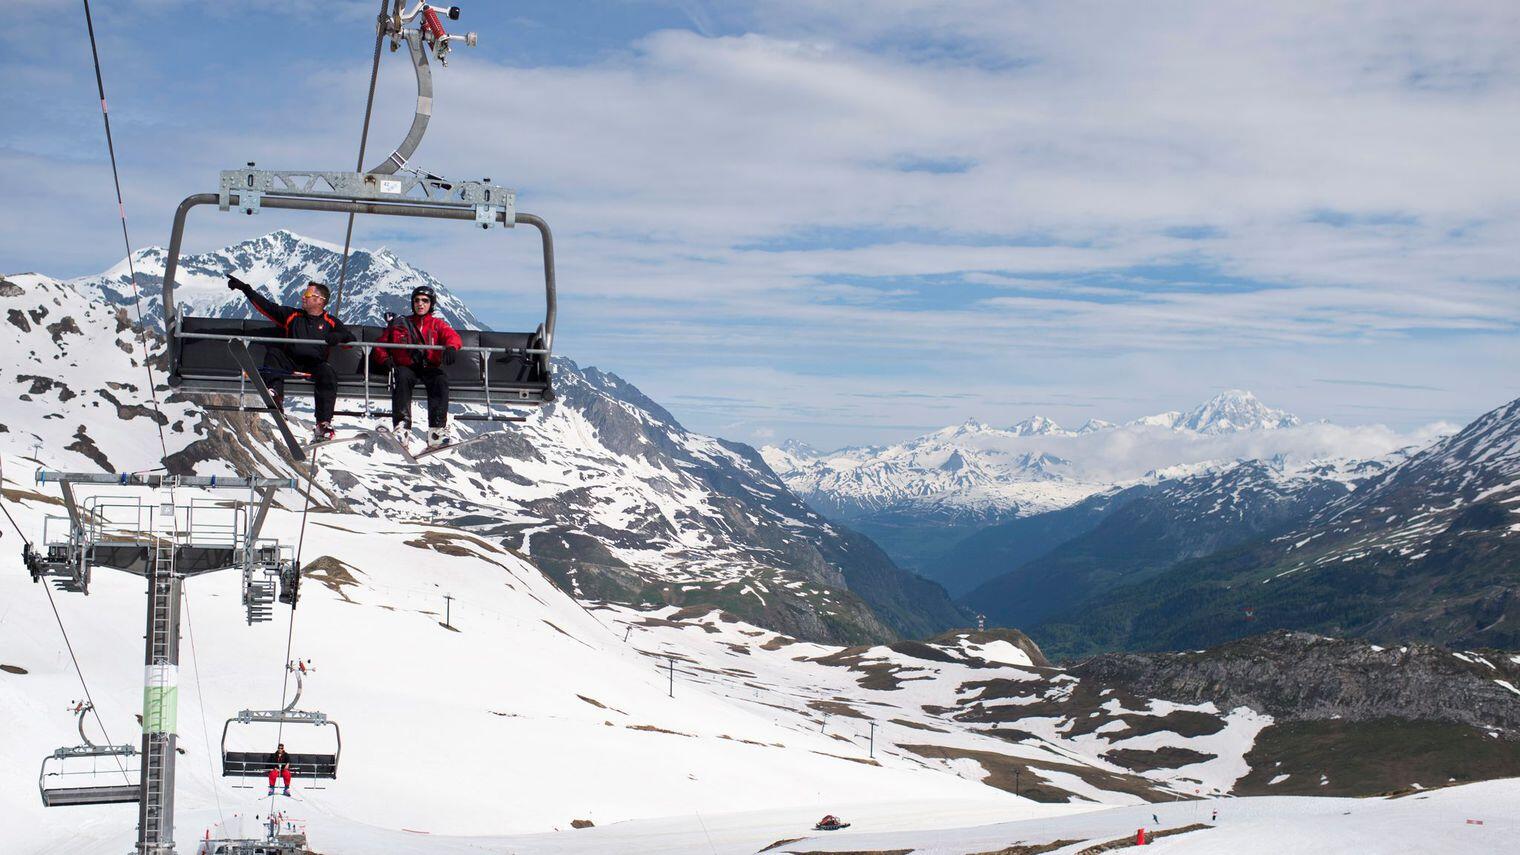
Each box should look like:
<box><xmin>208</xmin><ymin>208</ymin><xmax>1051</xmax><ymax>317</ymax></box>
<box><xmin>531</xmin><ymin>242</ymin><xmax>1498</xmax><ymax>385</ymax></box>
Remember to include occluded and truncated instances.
<box><xmin>268</xmin><ymin>786</ymin><xmax>276</xmax><ymax>796</ymax></box>
<box><xmin>271</xmin><ymin>388</ymin><xmax>285</xmax><ymax>412</ymax></box>
<box><xmin>312</xmin><ymin>422</ymin><xmax>336</xmax><ymax>445</ymax></box>
<box><xmin>283</xmin><ymin>786</ymin><xmax>291</xmax><ymax>797</ymax></box>
<box><xmin>391</xmin><ymin>421</ymin><xmax>414</xmax><ymax>455</ymax></box>
<box><xmin>427</xmin><ymin>425</ymin><xmax>452</xmax><ymax>450</ymax></box>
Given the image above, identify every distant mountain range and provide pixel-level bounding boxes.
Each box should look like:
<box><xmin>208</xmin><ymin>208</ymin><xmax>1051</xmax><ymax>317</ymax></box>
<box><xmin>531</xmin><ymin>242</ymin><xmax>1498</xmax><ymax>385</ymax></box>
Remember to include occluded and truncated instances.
<box><xmin>761</xmin><ymin>391</ymin><xmax>1427</xmax><ymax>589</ymax></box>
<box><xmin>961</xmin><ymin>455</ymin><xmax>1397</xmax><ymax>629</ymax></box>
<box><xmin>1027</xmin><ymin>394</ymin><xmax>1520</xmax><ymax>657</ymax></box>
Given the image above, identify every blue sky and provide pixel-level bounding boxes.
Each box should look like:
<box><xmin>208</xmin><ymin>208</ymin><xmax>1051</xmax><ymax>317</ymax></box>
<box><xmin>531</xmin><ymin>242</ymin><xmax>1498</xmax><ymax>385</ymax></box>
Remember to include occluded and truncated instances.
<box><xmin>3</xmin><ymin>0</ymin><xmax>1517</xmax><ymax>449</ymax></box>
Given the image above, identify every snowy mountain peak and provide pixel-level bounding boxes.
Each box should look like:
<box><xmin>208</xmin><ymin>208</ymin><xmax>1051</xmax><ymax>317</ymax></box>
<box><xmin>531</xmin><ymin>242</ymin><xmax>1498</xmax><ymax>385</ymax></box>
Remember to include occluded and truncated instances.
<box><xmin>777</xmin><ymin>438</ymin><xmax>821</xmax><ymax>459</ymax></box>
<box><xmin>1009</xmin><ymin>415</ymin><xmax>1068</xmax><ymax>436</ymax></box>
<box><xmin>69</xmin><ymin>230</ymin><xmax>486</xmax><ymax>332</ymax></box>
<box><xmin>1179</xmin><ymin>389</ymin><xmax>1301</xmax><ymax>434</ymax></box>
<box><xmin>1076</xmin><ymin>418</ymin><xmax>1116</xmax><ymax>434</ymax></box>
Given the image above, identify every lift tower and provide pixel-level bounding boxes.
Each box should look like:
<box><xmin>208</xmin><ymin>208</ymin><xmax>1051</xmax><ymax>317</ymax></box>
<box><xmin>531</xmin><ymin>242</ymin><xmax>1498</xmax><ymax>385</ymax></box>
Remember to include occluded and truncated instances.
<box><xmin>25</xmin><ymin>471</ymin><xmax>298</xmax><ymax>855</ymax></box>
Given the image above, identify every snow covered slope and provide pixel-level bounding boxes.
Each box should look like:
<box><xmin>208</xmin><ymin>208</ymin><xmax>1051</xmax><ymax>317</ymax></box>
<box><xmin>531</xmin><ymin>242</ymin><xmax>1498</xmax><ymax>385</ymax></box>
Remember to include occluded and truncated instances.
<box><xmin>767</xmin><ymin>778</ymin><xmax>1520</xmax><ymax>855</ymax></box>
<box><xmin>0</xmin><ymin>473</ymin><xmax>1270</xmax><ymax>854</ymax></box>
<box><xmin>4</xmin><ymin>469</ymin><xmax>1516</xmax><ymax>853</ymax></box>
<box><xmin>0</xmin><ymin>478</ymin><xmax>1036</xmax><ymax>853</ymax></box>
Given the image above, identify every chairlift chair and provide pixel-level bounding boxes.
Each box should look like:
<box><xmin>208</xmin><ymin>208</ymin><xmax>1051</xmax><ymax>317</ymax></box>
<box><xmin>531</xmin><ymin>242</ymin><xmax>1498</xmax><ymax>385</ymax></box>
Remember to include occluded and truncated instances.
<box><xmin>221</xmin><ymin>661</ymin><xmax>340</xmax><ymax>782</ymax></box>
<box><xmin>38</xmin><ymin>702</ymin><xmax>140</xmax><ymax>807</ymax></box>
<box><xmin>161</xmin><ymin>2</ymin><xmax>555</xmax><ymax>460</ymax></box>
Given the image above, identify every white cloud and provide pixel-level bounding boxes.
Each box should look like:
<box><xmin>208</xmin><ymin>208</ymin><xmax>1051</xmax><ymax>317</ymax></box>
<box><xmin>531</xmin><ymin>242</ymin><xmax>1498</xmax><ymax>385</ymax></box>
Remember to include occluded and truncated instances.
<box><xmin>3</xmin><ymin>1</ymin><xmax>1516</xmax><ymax>446</ymax></box>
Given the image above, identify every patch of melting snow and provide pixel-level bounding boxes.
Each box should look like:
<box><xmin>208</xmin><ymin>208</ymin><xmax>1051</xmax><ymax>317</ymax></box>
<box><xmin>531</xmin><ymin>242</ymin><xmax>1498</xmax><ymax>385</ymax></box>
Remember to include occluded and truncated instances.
<box><xmin>963</xmin><ymin>639</ymin><xmax>1033</xmax><ymax>667</ymax></box>
<box><xmin>1269</xmin><ymin>774</ymin><xmax>1290</xmax><ymax>785</ymax></box>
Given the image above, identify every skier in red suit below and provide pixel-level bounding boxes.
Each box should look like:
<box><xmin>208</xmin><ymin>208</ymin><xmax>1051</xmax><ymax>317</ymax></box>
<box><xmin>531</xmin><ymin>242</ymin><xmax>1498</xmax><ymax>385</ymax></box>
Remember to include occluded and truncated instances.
<box><xmin>373</xmin><ymin>285</ymin><xmax>463</xmax><ymax>452</ymax></box>
<box><xmin>267</xmin><ymin>743</ymin><xmax>292</xmax><ymax>796</ymax></box>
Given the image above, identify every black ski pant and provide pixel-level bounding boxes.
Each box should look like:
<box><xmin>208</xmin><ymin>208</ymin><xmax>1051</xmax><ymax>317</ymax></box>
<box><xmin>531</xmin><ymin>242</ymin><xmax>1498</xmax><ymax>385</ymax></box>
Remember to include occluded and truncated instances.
<box><xmin>263</xmin><ymin>349</ymin><xmax>338</xmax><ymax>423</ymax></box>
<box><xmin>391</xmin><ymin>364</ymin><xmax>449</xmax><ymax>428</ymax></box>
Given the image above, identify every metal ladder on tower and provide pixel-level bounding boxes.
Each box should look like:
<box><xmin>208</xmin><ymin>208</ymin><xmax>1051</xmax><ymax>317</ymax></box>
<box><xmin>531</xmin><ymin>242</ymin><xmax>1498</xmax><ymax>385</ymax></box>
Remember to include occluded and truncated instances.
<box><xmin>139</xmin><ymin>529</ymin><xmax>177</xmax><ymax>853</ymax></box>
<box><xmin>243</xmin><ymin>565</ymin><xmax>278</xmax><ymax>624</ymax></box>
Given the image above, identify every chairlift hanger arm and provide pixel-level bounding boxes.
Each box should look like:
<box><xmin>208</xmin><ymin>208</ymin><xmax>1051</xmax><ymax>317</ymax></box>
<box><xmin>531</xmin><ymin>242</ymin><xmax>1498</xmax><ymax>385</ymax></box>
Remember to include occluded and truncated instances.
<box><xmin>57</xmin><ymin>482</ymin><xmax>85</xmax><ymax>535</ymax></box>
<box><xmin>246</xmin><ymin>486</ymin><xmax>279</xmax><ymax>545</ymax></box>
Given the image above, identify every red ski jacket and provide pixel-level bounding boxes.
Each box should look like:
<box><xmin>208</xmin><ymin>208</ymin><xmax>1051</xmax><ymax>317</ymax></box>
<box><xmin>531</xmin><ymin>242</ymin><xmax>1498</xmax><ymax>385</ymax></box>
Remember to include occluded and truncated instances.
<box><xmin>375</xmin><ymin>313</ymin><xmax>463</xmax><ymax>368</ymax></box>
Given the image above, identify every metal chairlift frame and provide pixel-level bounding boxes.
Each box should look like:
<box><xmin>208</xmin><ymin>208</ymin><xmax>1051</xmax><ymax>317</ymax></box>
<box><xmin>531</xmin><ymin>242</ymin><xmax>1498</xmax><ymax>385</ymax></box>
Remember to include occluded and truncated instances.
<box><xmin>162</xmin><ymin>4</ymin><xmax>557</xmax><ymax>461</ymax></box>
<box><xmin>221</xmin><ymin>662</ymin><xmax>341</xmax><ymax>782</ymax></box>
<box><xmin>38</xmin><ymin>702</ymin><xmax>141</xmax><ymax>807</ymax></box>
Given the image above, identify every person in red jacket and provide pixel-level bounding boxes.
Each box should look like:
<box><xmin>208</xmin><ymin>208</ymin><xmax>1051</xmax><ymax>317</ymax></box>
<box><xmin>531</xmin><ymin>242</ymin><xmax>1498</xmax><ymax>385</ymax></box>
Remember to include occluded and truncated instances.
<box><xmin>374</xmin><ymin>285</ymin><xmax>462</xmax><ymax>449</ymax></box>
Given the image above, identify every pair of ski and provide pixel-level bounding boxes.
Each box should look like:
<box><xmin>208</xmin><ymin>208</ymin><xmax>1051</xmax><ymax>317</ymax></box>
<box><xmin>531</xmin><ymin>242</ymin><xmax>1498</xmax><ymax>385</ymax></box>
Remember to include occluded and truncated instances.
<box><xmin>225</xmin><ymin>340</ymin><xmax>485</xmax><ymax>463</ymax></box>
<box><xmin>304</xmin><ymin>426</ymin><xmax>487</xmax><ymax>463</ymax></box>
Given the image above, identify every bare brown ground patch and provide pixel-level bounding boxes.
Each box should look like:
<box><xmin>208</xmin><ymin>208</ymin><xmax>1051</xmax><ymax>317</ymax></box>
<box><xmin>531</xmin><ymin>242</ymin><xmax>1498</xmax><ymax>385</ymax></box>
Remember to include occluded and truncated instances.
<box><xmin>716</xmin><ymin>734</ymin><xmax>774</xmax><ymax>747</ymax></box>
<box><xmin>302</xmin><ymin>556</ymin><xmax>364</xmax><ymax>603</ymax></box>
<box><xmin>577</xmin><ymin>695</ymin><xmax>627</xmax><ymax>715</ymax></box>
<box><xmin>901</xmin><ymin>744</ymin><xmax>1171</xmax><ymax>803</ymax></box>
<box><xmin>1074</xmin><ymin>823</ymin><xmax>1209</xmax><ymax>853</ymax></box>
<box><xmin>1103</xmin><ymin>746</ymin><xmax>1216</xmax><ymax>772</ymax></box>
<box><xmin>637</xmin><ymin>616</ymin><xmax>721</xmax><ymax>634</ymax></box>
<box><xmin>890</xmin><ymin>718</ymin><xmax>948</xmax><ymax>733</ymax></box>
<box><xmin>626</xmin><ymin>724</ymin><xmax>694</xmax><ymax>737</ymax></box>
<box><xmin>808</xmin><ymin>699</ymin><xmax>870</xmax><ymax>720</ymax></box>
<box><xmin>810</xmin><ymin>750</ymin><xmax>879</xmax><ymax>766</ymax></box>
<box><xmin>807</xmin><ymin>647</ymin><xmax>926</xmax><ymax>691</ymax></box>
<box><xmin>784</xmin><ymin>850</ymin><xmax>910</xmax><ymax>855</ymax></box>
<box><xmin>2</xmin><ymin>485</ymin><xmax>63</xmax><ymax>507</ymax></box>
<box><xmin>968</xmin><ymin>841</ymin><xmax>1082</xmax><ymax>855</ymax></box>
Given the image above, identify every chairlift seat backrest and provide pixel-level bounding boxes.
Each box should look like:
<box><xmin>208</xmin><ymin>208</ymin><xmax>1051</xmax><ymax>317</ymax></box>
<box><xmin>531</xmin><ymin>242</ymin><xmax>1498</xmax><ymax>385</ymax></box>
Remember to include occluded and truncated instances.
<box><xmin>171</xmin><ymin>318</ymin><xmax>552</xmax><ymax>405</ymax></box>
<box><xmin>478</xmin><ymin>330</ymin><xmax>538</xmax><ymax>384</ymax></box>
<box><xmin>222</xmin><ymin>750</ymin><xmax>337</xmax><ymax>779</ymax></box>
<box><xmin>40</xmin><ymin>782</ymin><xmax>141</xmax><ymax>807</ymax></box>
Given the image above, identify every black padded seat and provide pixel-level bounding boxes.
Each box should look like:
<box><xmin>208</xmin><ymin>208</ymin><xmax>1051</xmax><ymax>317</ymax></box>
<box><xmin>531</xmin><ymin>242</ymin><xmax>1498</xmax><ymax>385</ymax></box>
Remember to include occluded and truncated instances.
<box><xmin>327</xmin><ymin>332</ymin><xmax>369</xmax><ymax>382</ymax></box>
<box><xmin>176</xmin><ymin>317</ymin><xmax>250</xmax><ymax>380</ymax></box>
<box><xmin>223</xmin><ymin>751</ymin><xmax>337</xmax><ymax>779</ymax></box>
<box><xmin>445</xmin><ymin>328</ymin><xmax>486</xmax><ymax>385</ymax></box>
<box><xmin>170</xmin><ymin>316</ymin><xmax>553</xmax><ymax>405</ymax></box>
<box><xmin>40</xmin><ymin>783</ymin><xmax>141</xmax><ymax>807</ymax></box>
<box><xmin>480</xmin><ymin>331</ymin><xmax>537</xmax><ymax>386</ymax></box>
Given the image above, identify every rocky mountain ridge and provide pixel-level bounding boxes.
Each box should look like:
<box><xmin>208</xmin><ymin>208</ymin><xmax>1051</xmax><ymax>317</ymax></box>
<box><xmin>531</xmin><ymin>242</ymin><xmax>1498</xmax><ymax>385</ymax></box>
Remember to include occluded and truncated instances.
<box><xmin>68</xmin><ymin>229</ymin><xmax>486</xmax><ymax>330</ymax></box>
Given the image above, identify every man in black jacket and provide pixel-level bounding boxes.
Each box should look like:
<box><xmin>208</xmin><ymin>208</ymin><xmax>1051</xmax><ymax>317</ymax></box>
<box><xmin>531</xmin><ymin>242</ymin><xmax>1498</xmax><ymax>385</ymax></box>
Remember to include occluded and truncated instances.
<box><xmin>228</xmin><ymin>275</ymin><xmax>355</xmax><ymax>442</ymax></box>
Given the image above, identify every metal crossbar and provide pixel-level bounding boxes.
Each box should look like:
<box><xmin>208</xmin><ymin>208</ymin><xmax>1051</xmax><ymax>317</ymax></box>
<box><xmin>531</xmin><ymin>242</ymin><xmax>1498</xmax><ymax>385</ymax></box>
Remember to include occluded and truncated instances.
<box><xmin>174</xmin><ymin>329</ymin><xmax>550</xmax><ymax>355</ymax></box>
